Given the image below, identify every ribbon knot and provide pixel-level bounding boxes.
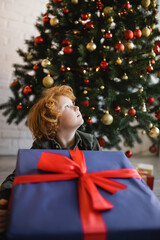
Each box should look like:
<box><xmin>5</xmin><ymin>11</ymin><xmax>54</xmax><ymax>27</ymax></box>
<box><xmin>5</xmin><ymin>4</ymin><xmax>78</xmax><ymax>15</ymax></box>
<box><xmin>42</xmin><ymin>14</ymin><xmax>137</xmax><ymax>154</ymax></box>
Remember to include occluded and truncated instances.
<box><xmin>13</xmin><ymin>147</ymin><xmax>141</xmax><ymax>240</ymax></box>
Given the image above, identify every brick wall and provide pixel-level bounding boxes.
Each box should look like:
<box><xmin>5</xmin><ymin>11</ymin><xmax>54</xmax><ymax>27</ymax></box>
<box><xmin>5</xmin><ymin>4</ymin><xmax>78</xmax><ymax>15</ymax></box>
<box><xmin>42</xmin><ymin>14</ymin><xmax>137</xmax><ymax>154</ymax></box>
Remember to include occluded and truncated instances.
<box><xmin>0</xmin><ymin>1</ymin><xmax>159</xmax><ymax>155</ymax></box>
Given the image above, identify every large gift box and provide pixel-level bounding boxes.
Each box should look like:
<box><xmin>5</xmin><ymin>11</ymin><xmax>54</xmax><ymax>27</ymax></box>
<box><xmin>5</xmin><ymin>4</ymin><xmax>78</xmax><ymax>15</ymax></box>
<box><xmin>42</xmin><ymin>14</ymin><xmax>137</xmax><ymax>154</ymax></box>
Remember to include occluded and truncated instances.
<box><xmin>7</xmin><ymin>148</ymin><xmax>160</xmax><ymax>240</ymax></box>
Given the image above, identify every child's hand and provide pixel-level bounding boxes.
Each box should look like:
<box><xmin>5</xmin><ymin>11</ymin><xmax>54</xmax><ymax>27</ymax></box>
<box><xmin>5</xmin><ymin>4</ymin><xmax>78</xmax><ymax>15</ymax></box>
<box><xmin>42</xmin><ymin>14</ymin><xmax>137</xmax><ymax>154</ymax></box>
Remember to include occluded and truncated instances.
<box><xmin>0</xmin><ymin>199</ymin><xmax>9</xmax><ymax>233</ymax></box>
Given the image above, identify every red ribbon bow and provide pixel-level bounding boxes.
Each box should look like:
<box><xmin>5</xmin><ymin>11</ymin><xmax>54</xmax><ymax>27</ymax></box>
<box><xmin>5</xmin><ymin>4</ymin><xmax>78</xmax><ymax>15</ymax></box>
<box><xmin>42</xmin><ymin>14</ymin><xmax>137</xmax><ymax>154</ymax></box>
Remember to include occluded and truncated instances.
<box><xmin>13</xmin><ymin>148</ymin><xmax>141</xmax><ymax>240</ymax></box>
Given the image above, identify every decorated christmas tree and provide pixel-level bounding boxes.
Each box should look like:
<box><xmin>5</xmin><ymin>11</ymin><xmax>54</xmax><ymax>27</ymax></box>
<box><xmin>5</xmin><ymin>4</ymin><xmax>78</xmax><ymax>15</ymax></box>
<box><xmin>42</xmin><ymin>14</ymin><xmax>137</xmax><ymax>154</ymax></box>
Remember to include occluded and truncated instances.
<box><xmin>0</xmin><ymin>0</ymin><xmax>160</xmax><ymax>153</ymax></box>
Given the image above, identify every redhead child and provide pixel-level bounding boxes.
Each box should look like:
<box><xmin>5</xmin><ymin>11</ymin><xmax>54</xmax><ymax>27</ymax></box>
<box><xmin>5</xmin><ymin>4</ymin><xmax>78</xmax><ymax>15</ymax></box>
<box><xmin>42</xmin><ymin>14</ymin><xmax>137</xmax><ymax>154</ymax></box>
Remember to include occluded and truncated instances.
<box><xmin>0</xmin><ymin>85</ymin><xmax>101</xmax><ymax>233</ymax></box>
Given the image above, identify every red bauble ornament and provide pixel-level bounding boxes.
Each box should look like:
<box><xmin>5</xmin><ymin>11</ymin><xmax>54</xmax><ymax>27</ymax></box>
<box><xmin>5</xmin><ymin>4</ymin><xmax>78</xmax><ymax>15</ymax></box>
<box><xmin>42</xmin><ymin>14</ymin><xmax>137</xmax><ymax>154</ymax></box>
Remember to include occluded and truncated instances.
<box><xmin>149</xmin><ymin>144</ymin><xmax>157</xmax><ymax>153</ymax></box>
<box><xmin>115</xmin><ymin>106</ymin><xmax>121</xmax><ymax>112</ymax></box>
<box><xmin>42</xmin><ymin>15</ymin><xmax>50</xmax><ymax>23</ymax></box>
<box><xmin>53</xmin><ymin>0</ymin><xmax>62</xmax><ymax>3</ymax></box>
<box><xmin>147</xmin><ymin>96</ymin><xmax>155</xmax><ymax>104</ymax></box>
<box><xmin>23</xmin><ymin>86</ymin><xmax>32</xmax><ymax>95</ymax></box>
<box><xmin>85</xmin><ymin>21</ymin><xmax>94</xmax><ymax>30</ymax></box>
<box><xmin>115</xmin><ymin>42</ymin><xmax>125</xmax><ymax>51</ymax></box>
<box><xmin>134</xmin><ymin>29</ymin><xmax>142</xmax><ymax>38</ymax></box>
<box><xmin>63</xmin><ymin>46</ymin><xmax>73</xmax><ymax>55</ymax></box>
<box><xmin>63</xmin><ymin>8</ymin><xmax>69</xmax><ymax>14</ymax></box>
<box><xmin>151</xmin><ymin>59</ymin><xmax>155</xmax><ymax>64</ymax></box>
<box><xmin>153</xmin><ymin>45</ymin><xmax>160</xmax><ymax>54</ymax></box>
<box><xmin>81</xmin><ymin>13</ymin><xmax>88</xmax><ymax>20</ymax></box>
<box><xmin>11</xmin><ymin>80</ymin><xmax>19</xmax><ymax>88</ymax></box>
<box><xmin>97</xmin><ymin>136</ymin><xmax>106</xmax><ymax>147</ymax></box>
<box><xmin>125</xmin><ymin>150</ymin><xmax>132</xmax><ymax>158</ymax></box>
<box><xmin>16</xmin><ymin>104</ymin><xmax>23</xmax><ymax>110</ymax></box>
<box><xmin>124</xmin><ymin>30</ymin><xmax>133</xmax><ymax>40</ymax></box>
<box><xmin>35</xmin><ymin>36</ymin><xmax>44</xmax><ymax>44</ymax></box>
<box><xmin>62</xmin><ymin>39</ymin><xmax>71</xmax><ymax>46</ymax></box>
<box><xmin>155</xmin><ymin>109</ymin><xmax>160</xmax><ymax>119</ymax></box>
<box><xmin>128</xmin><ymin>107</ymin><xmax>136</xmax><ymax>116</ymax></box>
<box><xmin>122</xmin><ymin>10</ymin><xmax>127</xmax><ymax>15</ymax></box>
<box><xmin>124</xmin><ymin>2</ymin><xmax>131</xmax><ymax>10</ymax></box>
<box><xmin>81</xmin><ymin>100</ymin><xmax>89</xmax><ymax>107</ymax></box>
<box><xmin>87</xmin><ymin>118</ymin><xmax>92</xmax><ymax>124</ymax></box>
<box><xmin>84</xmin><ymin>79</ymin><xmax>89</xmax><ymax>84</ymax></box>
<box><xmin>33</xmin><ymin>64</ymin><xmax>39</xmax><ymax>70</ymax></box>
<box><xmin>155</xmin><ymin>40</ymin><xmax>160</xmax><ymax>47</ymax></box>
<box><xmin>60</xmin><ymin>67</ymin><xmax>65</xmax><ymax>72</ymax></box>
<box><xmin>146</xmin><ymin>65</ymin><xmax>153</xmax><ymax>72</ymax></box>
<box><xmin>105</xmin><ymin>32</ymin><xmax>112</xmax><ymax>40</ymax></box>
<box><xmin>96</xmin><ymin>1</ymin><xmax>104</xmax><ymax>10</ymax></box>
<box><xmin>100</xmin><ymin>61</ymin><xmax>109</xmax><ymax>71</ymax></box>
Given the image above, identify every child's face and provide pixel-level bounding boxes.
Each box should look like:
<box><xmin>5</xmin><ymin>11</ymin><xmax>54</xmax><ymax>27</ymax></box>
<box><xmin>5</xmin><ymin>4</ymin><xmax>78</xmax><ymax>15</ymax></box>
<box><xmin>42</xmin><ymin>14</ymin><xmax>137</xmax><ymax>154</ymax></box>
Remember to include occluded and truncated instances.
<box><xmin>57</xmin><ymin>95</ymin><xmax>84</xmax><ymax>130</ymax></box>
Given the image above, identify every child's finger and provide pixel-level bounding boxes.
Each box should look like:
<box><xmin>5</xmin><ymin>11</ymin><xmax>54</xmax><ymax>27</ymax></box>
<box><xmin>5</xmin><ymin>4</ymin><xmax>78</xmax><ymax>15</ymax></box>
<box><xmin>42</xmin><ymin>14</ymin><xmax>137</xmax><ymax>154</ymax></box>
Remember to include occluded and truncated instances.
<box><xmin>0</xmin><ymin>199</ymin><xmax>8</xmax><ymax>209</ymax></box>
<box><xmin>0</xmin><ymin>210</ymin><xmax>8</xmax><ymax>216</ymax></box>
<box><xmin>0</xmin><ymin>210</ymin><xmax>8</xmax><ymax>217</ymax></box>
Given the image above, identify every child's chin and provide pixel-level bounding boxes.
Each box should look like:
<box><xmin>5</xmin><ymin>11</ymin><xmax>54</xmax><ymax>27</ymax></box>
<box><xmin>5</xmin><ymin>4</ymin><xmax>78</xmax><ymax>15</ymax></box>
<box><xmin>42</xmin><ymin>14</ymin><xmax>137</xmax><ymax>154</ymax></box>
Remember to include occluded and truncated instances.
<box><xmin>80</xmin><ymin>118</ymin><xmax>84</xmax><ymax>125</ymax></box>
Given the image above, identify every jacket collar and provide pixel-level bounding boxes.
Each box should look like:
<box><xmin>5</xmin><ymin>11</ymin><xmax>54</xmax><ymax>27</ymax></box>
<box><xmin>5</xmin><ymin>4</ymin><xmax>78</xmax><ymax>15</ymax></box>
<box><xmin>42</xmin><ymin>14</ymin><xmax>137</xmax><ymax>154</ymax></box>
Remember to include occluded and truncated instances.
<box><xmin>51</xmin><ymin>131</ymin><xmax>82</xmax><ymax>150</ymax></box>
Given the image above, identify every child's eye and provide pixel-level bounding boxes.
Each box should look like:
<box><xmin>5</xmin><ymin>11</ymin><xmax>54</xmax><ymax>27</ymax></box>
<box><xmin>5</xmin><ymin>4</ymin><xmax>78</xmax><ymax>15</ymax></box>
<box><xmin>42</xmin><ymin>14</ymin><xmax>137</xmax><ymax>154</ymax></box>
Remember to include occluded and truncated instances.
<box><xmin>65</xmin><ymin>105</ymin><xmax>70</xmax><ymax>109</ymax></box>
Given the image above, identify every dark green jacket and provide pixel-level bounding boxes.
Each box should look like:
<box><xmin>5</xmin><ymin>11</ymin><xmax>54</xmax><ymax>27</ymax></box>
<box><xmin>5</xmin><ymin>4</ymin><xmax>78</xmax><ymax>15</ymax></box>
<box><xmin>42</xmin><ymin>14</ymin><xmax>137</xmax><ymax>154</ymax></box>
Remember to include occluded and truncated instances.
<box><xmin>0</xmin><ymin>130</ymin><xmax>101</xmax><ymax>200</ymax></box>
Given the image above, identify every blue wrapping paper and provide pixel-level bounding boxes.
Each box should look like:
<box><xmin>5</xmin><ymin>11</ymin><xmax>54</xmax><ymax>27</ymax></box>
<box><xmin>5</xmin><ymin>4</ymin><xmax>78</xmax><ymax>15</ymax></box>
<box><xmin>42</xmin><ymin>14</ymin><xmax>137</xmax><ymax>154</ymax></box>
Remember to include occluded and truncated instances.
<box><xmin>7</xmin><ymin>149</ymin><xmax>160</xmax><ymax>240</ymax></box>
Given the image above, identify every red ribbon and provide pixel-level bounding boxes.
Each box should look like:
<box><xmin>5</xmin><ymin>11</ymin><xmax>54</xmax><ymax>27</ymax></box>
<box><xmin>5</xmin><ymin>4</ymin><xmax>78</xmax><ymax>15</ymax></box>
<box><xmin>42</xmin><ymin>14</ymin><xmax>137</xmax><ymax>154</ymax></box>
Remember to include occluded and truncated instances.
<box><xmin>13</xmin><ymin>147</ymin><xmax>141</xmax><ymax>240</ymax></box>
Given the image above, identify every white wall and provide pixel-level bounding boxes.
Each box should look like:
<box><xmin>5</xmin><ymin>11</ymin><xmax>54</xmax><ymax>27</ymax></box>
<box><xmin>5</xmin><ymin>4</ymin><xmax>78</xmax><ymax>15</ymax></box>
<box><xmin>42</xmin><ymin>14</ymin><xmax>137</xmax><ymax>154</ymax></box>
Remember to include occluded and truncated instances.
<box><xmin>0</xmin><ymin>0</ymin><xmax>159</xmax><ymax>155</ymax></box>
<box><xmin>0</xmin><ymin>0</ymin><xmax>46</xmax><ymax>154</ymax></box>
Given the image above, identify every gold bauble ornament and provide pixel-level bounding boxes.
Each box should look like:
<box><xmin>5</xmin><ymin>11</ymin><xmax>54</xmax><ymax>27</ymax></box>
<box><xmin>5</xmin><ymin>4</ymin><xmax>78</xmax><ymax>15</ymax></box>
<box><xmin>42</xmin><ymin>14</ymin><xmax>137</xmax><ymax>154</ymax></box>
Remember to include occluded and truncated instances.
<box><xmin>116</xmin><ymin>57</ymin><xmax>122</xmax><ymax>64</ymax></box>
<box><xmin>71</xmin><ymin>0</ymin><xmax>78</xmax><ymax>4</ymax></box>
<box><xmin>107</xmin><ymin>17</ymin><xmax>114</xmax><ymax>23</ymax></box>
<box><xmin>141</xmin><ymin>130</ymin><xmax>146</xmax><ymax>135</ymax></box>
<box><xmin>26</xmin><ymin>53</ymin><xmax>33</xmax><ymax>61</ymax></box>
<box><xmin>142</xmin><ymin>27</ymin><xmax>150</xmax><ymax>37</ymax></box>
<box><xmin>50</xmin><ymin>17</ymin><xmax>59</xmax><ymax>27</ymax></box>
<box><xmin>125</xmin><ymin>41</ymin><xmax>134</xmax><ymax>50</ymax></box>
<box><xmin>138</xmin><ymin>87</ymin><xmax>143</xmax><ymax>93</ymax></box>
<box><xmin>152</xmin><ymin>24</ymin><xmax>156</xmax><ymax>29</ymax></box>
<box><xmin>101</xmin><ymin>111</ymin><xmax>113</xmax><ymax>125</ymax></box>
<box><xmin>149</xmin><ymin>126</ymin><xmax>159</xmax><ymax>138</ymax></box>
<box><xmin>46</xmin><ymin>3</ymin><xmax>51</xmax><ymax>9</ymax></box>
<box><xmin>86</xmin><ymin>41</ymin><xmax>97</xmax><ymax>52</ymax></box>
<box><xmin>41</xmin><ymin>59</ymin><xmax>51</xmax><ymax>68</ymax></box>
<box><xmin>141</xmin><ymin>0</ymin><xmax>151</xmax><ymax>8</ymax></box>
<box><xmin>141</xmin><ymin>102</ymin><xmax>147</xmax><ymax>112</ymax></box>
<box><xmin>42</xmin><ymin>74</ymin><xmax>54</xmax><ymax>88</ymax></box>
<box><xmin>103</xmin><ymin>6</ymin><xmax>113</xmax><ymax>17</ymax></box>
<box><xmin>101</xmin><ymin>29</ymin><xmax>105</xmax><ymax>33</ymax></box>
<box><xmin>149</xmin><ymin>50</ymin><xmax>156</xmax><ymax>58</ymax></box>
<box><xmin>83</xmin><ymin>90</ymin><xmax>88</xmax><ymax>94</ymax></box>
<box><xmin>100</xmin><ymin>85</ymin><xmax>105</xmax><ymax>90</ymax></box>
<box><xmin>121</xmin><ymin>73</ymin><xmax>128</xmax><ymax>80</ymax></box>
<box><xmin>152</xmin><ymin>3</ymin><xmax>156</xmax><ymax>8</ymax></box>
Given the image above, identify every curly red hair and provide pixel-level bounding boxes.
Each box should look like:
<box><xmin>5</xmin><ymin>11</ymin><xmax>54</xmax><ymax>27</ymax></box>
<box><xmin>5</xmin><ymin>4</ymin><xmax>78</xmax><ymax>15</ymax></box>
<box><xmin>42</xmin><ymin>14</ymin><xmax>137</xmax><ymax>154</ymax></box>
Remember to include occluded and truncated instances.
<box><xmin>27</xmin><ymin>85</ymin><xmax>76</xmax><ymax>140</ymax></box>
